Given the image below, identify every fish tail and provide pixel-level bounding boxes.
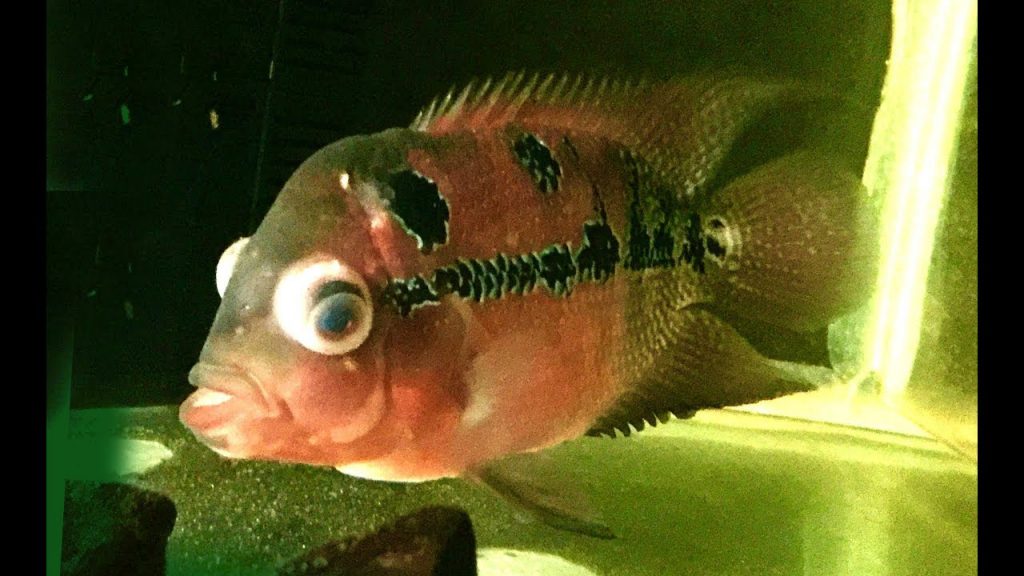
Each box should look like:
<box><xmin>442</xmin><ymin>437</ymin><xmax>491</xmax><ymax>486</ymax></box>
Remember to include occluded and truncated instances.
<box><xmin>696</xmin><ymin>150</ymin><xmax>879</xmax><ymax>332</ymax></box>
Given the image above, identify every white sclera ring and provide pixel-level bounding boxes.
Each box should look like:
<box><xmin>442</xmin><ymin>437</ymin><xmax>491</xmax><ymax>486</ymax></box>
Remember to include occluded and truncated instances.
<box><xmin>272</xmin><ymin>256</ymin><xmax>373</xmax><ymax>356</ymax></box>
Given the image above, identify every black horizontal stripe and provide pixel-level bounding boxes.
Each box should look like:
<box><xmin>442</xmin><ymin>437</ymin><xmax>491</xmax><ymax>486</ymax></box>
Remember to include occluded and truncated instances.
<box><xmin>380</xmin><ymin>216</ymin><xmax>621</xmax><ymax>317</ymax></box>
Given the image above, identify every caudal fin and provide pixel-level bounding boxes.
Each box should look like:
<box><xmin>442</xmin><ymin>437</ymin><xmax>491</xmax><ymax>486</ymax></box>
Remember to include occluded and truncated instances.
<box><xmin>699</xmin><ymin>150</ymin><xmax>878</xmax><ymax>332</ymax></box>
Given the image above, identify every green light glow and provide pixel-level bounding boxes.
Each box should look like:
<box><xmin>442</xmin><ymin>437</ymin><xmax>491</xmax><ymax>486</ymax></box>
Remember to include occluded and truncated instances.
<box><xmin>116</xmin><ymin>439</ymin><xmax>175</xmax><ymax>476</ymax></box>
<box><xmin>477</xmin><ymin>549</ymin><xmax>599</xmax><ymax>576</ymax></box>
<box><xmin>860</xmin><ymin>0</ymin><xmax>976</xmax><ymax>405</ymax></box>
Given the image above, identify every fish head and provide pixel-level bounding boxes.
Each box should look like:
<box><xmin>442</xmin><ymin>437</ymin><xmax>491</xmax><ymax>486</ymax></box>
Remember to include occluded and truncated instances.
<box><xmin>180</xmin><ymin>130</ymin><xmax>463</xmax><ymax>467</ymax></box>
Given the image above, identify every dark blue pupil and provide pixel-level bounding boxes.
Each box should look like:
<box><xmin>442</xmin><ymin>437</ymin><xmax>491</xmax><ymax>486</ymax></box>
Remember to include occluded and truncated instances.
<box><xmin>316</xmin><ymin>296</ymin><xmax>355</xmax><ymax>334</ymax></box>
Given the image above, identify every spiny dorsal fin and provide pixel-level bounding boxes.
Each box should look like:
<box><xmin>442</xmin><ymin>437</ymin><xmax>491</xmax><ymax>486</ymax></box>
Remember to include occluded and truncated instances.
<box><xmin>411</xmin><ymin>71</ymin><xmax>647</xmax><ymax>134</ymax></box>
<box><xmin>411</xmin><ymin>71</ymin><xmax>811</xmax><ymax>197</ymax></box>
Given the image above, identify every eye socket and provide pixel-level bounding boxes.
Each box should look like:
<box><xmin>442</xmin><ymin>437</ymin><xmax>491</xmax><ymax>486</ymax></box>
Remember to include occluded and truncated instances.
<box><xmin>216</xmin><ymin>237</ymin><xmax>251</xmax><ymax>298</ymax></box>
<box><xmin>273</xmin><ymin>258</ymin><xmax>373</xmax><ymax>356</ymax></box>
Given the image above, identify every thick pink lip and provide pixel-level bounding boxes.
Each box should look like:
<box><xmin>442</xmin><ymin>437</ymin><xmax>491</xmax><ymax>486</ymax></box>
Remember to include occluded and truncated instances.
<box><xmin>187</xmin><ymin>362</ymin><xmax>272</xmax><ymax>409</ymax></box>
<box><xmin>180</xmin><ymin>362</ymin><xmax>275</xmax><ymax>440</ymax></box>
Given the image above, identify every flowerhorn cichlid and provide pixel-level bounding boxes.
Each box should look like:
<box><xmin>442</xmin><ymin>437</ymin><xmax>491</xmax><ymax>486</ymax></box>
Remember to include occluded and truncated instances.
<box><xmin>180</xmin><ymin>72</ymin><xmax>877</xmax><ymax>537</ymax></box>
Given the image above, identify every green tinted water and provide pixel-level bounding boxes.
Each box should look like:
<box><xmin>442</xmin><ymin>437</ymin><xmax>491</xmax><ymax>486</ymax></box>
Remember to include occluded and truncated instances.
<box><xmin>69</xmin><ymin>404</ymin><xmax>975</xmax><ymax>576</ymax></box>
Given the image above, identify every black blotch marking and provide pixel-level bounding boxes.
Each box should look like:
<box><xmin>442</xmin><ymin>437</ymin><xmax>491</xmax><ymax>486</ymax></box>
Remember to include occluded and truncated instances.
<box><xmin>681</xmin><ymin>213</ymin><xmax>706</xmax><ymax>273</ymax></box>
<box><xmin>577</xmin><ymin>220</ymin><xmax>620</xmax><ymax>282</ymax></box>
<box><xmin>481</xmin><ymin>259</ymin><xmax>500</xmax><ymax>298</ymax></box>
<box><xmin>513</xmin><ymin>133</ymin><xmax>562</xmax><ymax>195</ymax></box>
<box><xmin>622</xmin><ymin>151</ymin><xmax>679</xmax><ymax>270</ymax></box>
<box><xmin>651</xmin><ymin>223</ymin><xmax>675</xmax><ymax>267</ymax></box>
<box><xmin>453</xmin><ymin>260</ymin><xmax>474</xmax><ymax>298</ymax></box>
<box><xmin>624</xmin><ymin>157</ymin><xmax>652</xmax><ymax>270</ymax></box>
<box><xmin>468</xmin><ymin>259</ymin><xmax>485</xmax><ymax>301</ymax></box>
<box><xmin>704</xmin><ymin>217</ymin><xmax>728</xmax><ymax>261</ymax></box>
<box><xmin>476</xmin><ymin>259</ymin><xmax>495</xmax><ymax>299</ymax></box>
<box><xmin>386</xmin><ymin>170</ymin><xmax>450</xmax><ymax>254</ymax></box>
<box><xmin>431</xmin><ymin>267</ymin><xmax>460</xmax><ymax>296</ymax></box>
<box><xmin>706</xmin><ymin>236</ymin><xmax>726</xmax><ymax>259</ymax></box>
<box><xmin>539</xmin><ymin>244</ymin><xmax>577</xmax><ymax>295</ymax></box>
<box><xmin>519</xmin><ymin>253</ymin><xmax>540</xmax><ymax>292</ymax></box>
<box><xmin>503</xmin><ymin>256</ymin><xmax>521</xmax><ymax>294</ymax></box>
<box><xmin>381</xmin><ymin>276</ymin><xmax>438</xmax><ymax>317</ymax></box>
<box><xmin>494</xmin><ymin>253</ymin><xmax>510</xmax><ymax>280</ymax></box>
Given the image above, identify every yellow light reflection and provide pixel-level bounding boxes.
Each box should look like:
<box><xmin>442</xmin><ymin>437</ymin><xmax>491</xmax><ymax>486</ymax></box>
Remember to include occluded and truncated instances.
<box><xmin>862</xmin><ymin>0</ymin><xmax>976</xmax><ymax>405</ymax></box>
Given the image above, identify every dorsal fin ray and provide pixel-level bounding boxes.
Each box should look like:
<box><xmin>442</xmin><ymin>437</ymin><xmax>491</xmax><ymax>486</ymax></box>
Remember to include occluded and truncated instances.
<box><xmin>411</xmin><ymin>71</ymin><xmax>813</xmax><ymax>196</ymax></box>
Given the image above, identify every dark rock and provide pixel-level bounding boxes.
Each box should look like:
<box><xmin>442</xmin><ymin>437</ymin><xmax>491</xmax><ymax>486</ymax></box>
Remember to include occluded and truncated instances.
<box><xmin>277</xmin><ymin>506</ymin><xmax>477</xmax><ymax>576</ymax></box>
<box><xmin>62</xmin><ymin>481</ymin><xmax>177</xmax><ymax>576</ymax></box>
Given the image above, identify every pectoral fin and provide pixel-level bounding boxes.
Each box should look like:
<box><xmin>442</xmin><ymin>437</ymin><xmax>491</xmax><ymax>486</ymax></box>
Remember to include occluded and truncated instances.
<box><xmin>468</xmin><ymin>452</ymin><xmax>615</xmax><ymax>540</ymax></box>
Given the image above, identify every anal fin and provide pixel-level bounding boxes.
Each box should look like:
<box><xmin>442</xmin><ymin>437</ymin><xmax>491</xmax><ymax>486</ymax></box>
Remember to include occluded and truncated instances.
<box><xmin>589</xmin><ymin>308</ymin><xmax>826</xmax><ymax>437</ymax></box>
<box><xmin>702</xmin><ymin>303</ymin><xmax>832</xmax><ymax>367</ymax></box>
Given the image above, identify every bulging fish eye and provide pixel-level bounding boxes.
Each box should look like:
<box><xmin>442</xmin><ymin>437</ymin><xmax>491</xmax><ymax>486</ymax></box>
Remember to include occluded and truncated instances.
<box><xmin>216</xmin><ymin>237</ymin><xmax>251</xmax><ymax>298</ymax></box>
<box><xmin>311</xmin><ymin>282</ymin><xmax>368</xmax><ymax>338</ymax></box>
<box><xmin>273</xmin><ymin>258</ymin><xmax>373</xmax><ymax>356</ymax></box>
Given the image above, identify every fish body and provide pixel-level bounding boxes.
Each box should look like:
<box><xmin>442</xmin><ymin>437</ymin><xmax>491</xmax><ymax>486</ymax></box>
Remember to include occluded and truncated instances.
<box><xmin>180</xmin><ymin>73</ymin><xmax>875</xmax><ymax>486</ymax></box>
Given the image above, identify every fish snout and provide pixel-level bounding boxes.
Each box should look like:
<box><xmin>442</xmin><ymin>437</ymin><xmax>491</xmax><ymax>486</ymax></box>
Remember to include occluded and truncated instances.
<box><xmin>186</xmin><ymin>362</ymin><xmax>275</xmax><ymax>413</ymax></box>
<box><xmin>180</xmin><ymin>360</ymin><xmax>286</xmax><ymax>456</ymax></box>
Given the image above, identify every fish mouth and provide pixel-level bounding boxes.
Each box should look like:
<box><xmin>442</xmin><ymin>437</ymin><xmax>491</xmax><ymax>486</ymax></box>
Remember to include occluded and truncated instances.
<box><xmin>180</xmin><ymin>362</ymin><xmax>278</xmax><ymax>442</ymax></box>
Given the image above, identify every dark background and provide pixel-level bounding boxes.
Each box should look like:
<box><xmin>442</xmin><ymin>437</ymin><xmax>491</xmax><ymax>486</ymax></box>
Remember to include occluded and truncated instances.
<box><xmin>46</xmin><ymin>0</ymin><xmax>891</xmax><ymax>410</ymax></box>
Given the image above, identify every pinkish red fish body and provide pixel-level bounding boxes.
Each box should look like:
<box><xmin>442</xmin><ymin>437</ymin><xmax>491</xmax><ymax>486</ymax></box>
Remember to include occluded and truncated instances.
<box><xmin>180</xmin><ymin>72</ymin><xmax>876</xmax><ymax>487</ymax></box>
